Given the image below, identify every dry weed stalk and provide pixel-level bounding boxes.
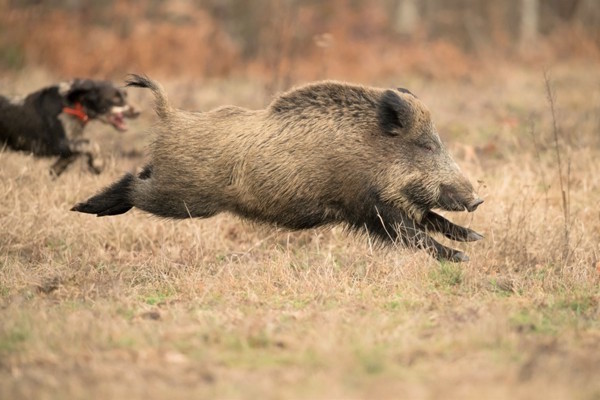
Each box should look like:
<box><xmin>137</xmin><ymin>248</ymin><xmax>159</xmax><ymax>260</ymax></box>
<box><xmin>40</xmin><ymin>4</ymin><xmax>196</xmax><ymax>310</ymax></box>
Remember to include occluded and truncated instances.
<box><xmin>527</xmin><ymin>120</ymin><xmax>549</xmax><ymax>216</ymax></box>
<box><xmin>543</xmin><ymin>71</ymin><xmax>572</xmax><ymax>263</ymax></box>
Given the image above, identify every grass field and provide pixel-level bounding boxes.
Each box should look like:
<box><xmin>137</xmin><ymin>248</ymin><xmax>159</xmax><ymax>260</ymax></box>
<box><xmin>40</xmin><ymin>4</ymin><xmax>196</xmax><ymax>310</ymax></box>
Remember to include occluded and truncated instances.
<box><xmin>1</xmin><ymin>63</ymin><xmax>599</xmax><ymax>399</ymax></box>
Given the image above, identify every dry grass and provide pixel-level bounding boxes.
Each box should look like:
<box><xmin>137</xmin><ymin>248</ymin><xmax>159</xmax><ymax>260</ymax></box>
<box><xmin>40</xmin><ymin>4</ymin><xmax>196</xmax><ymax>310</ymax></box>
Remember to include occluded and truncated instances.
<box><xmin>1</xmin><ymin>63</ymin><xmax>600</xmax><ymax>400</ymax></box>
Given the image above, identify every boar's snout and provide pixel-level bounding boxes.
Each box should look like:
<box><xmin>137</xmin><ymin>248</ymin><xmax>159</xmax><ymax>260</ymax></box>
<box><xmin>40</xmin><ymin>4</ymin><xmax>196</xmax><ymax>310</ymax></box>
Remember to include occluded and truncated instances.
<box><xmin>438</xmin><ymin>183</ymin><xmax>483</xmax><ymax>213</ymax></box>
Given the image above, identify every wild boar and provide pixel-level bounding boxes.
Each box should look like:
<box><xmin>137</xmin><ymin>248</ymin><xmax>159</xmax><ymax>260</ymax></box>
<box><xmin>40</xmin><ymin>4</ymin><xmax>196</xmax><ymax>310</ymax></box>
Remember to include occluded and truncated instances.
<box><xmin>72</xmin><ymin>75</ymin><xmax>483</xmax><ymax>261</ymax></box>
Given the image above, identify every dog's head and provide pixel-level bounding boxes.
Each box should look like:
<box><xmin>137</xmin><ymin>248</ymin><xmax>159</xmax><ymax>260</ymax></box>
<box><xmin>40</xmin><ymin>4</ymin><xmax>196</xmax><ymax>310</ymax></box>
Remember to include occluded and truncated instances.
<box><xmin>61</xmin><ymin>79</ymin><xmax>140</xmax><ymax>131</ymax></box>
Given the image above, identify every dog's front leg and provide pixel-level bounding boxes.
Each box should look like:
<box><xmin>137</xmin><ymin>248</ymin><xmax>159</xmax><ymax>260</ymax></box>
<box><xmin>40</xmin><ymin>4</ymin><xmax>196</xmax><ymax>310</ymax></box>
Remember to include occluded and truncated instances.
<box><xmin>50</xmin><ymin>139</ymin><xmax>104</xmax><ymax>176</ymax></box>
<box><xmin>70</xmin><ymin>138</ymin><xmax>104</xmax><ymax>174</ymax></box>
<box><xmin>50</xmin><ymin>154</ymin><xmax>78</xmax><ymax>177</ymax></box>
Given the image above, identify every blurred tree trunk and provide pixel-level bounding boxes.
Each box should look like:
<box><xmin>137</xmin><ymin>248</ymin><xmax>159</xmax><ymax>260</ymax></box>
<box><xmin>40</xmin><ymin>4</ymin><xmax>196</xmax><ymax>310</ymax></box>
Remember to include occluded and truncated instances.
<box><xmin>394</xmin><ymin>0</ymin><xmax>419</xmax><ymax>36</ymax></box>
<box><xmin>521</xmin><ymin>0</ymin><xmax>539</xmax><ymax>45</ymax></box>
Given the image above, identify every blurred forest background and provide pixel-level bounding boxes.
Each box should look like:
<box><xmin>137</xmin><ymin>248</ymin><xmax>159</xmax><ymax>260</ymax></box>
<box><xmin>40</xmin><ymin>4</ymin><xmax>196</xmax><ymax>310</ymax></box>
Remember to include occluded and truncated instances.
<box><xmin>1</xmin><ymin>0</ymin><xmax>599</xmax><ymax>86</ymax></box>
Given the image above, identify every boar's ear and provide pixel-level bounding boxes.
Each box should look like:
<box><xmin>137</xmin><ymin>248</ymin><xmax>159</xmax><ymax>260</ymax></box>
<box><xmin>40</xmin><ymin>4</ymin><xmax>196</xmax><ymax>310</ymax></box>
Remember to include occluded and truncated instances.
<box><xmin>377</xmin><ymin>89</ymin><xmax>413</xmax><ymax>135</ymax></box>
<box><xmin>397</xmin><ymin>87</ymin><xmax>416</xmax><ymax>97</ymax></box>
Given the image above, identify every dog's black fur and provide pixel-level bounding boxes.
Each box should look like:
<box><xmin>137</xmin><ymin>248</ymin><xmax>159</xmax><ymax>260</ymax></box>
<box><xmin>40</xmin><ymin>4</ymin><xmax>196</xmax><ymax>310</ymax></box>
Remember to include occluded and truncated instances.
<box><xmin>0</xmin><ymin>79</ymin><xmax>139</xmax><ymax>176</ymax></box>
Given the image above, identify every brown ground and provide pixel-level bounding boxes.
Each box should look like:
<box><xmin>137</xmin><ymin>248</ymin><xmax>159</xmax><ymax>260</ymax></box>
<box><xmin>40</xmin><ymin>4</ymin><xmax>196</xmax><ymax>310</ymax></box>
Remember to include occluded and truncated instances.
<box><xmin>1</xmin><ymin>62</ymin><xmax>599</xmax><ymax>399</ymax></box>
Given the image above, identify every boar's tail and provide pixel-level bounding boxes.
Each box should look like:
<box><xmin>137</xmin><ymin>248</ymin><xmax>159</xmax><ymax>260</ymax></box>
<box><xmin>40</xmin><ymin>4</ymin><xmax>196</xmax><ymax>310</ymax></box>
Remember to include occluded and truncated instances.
<box><xmin>125</xmin><ymin>74</ymin><xmax>171</xmax><ymax>119</ymax></box>
<box><xmin>71</xmin><ymin>173</ymin><xmax>135</xmax><ymax>217</ymax></box>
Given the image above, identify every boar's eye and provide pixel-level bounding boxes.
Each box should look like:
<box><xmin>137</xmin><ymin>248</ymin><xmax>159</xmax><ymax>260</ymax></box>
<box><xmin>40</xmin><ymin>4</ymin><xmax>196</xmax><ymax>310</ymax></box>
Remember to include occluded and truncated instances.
<box><xmin>418</xmin><ymin>141</ymin><xmax>436</xmax><ymax>153</ymax></box>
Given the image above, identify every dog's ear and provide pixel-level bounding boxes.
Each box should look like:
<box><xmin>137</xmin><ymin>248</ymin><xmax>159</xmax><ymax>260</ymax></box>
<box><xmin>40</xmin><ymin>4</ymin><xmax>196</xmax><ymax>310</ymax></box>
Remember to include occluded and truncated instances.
<box><xmin>67</xmin><ymin>79</ymin><xmax>109</xmax><ymax>117</ymax></box>
<box><xmin>66</xmin><ymin>79</ymin><xmax>98</xmax><ymax>104</ymax></box>
<box><xmin>36</xmin><ymin>87</ymin><xmax>65</xmax><ymax>120</ymax></box>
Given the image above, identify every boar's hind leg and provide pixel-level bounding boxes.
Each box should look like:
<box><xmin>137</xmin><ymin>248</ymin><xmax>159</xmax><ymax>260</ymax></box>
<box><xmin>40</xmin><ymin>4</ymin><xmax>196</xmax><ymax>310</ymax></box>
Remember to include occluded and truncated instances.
<box><xmin>363</xmin><ymin>204</ymin><xmax>469</xmax><ymax>262</ymax></box>
<box><xmin>420</xmin><ymin>211</ymin><xmax>484</xmax><ymax>242</ymax></box>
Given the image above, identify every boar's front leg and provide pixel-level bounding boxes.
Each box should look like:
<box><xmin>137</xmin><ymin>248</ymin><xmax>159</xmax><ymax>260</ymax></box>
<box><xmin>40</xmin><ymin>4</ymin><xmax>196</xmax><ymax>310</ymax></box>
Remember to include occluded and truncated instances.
<box><xmin>420</xmin><ymin>211</ymin><xmax>484</xmax><ymax>242</ymax></box>
<box><xmin>362</xmin><ymin>203</ymin><xmax>469</xmax><ymax>262</ymax></box>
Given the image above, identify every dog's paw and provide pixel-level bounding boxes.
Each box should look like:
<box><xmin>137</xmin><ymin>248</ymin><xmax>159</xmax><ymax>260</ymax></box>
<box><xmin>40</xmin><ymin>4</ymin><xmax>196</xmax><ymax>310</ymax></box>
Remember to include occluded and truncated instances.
<box><xmin>49</xmin><ymin>163</ymin><xmax>67</xmax><ymax>178</ymax></box>
<box><xmin>89</xmin><ymin>158</ymin><xmax>105</xmax><ymax>174</ymax></box>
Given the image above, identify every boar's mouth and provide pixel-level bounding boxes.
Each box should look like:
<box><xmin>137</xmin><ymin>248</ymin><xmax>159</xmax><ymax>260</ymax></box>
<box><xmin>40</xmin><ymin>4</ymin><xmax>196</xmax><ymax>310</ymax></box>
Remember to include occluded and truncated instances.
<box><xmin>399</xmin><ymin>182</ymin><xmax>439</xmax><ymax>220</ymax></box>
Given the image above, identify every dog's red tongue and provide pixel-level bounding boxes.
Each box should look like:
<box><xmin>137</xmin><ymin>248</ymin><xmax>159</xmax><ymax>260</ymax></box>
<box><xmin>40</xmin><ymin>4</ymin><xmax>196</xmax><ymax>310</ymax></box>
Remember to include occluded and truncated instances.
<box><xmin>108</xmin><ymin>113</ymin><xmax>127</xmax><ymax>131</ymax></box>
<box><xmin>63</xmin><ymin>102</ymin><xmax>89</xmax><ymax>124</ymax></box>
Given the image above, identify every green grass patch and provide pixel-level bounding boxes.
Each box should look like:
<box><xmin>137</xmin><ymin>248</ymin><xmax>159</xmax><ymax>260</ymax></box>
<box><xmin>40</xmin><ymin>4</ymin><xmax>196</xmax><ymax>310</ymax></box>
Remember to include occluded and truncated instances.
<box><xmin>383</xmin><ymin>294</ymin><xmax>423</xmax><ymax>312</ymax></box>
<box><xmin>108</xmin><ymin>334</ymin><xmax>138</xmax><ymax>349</ymax></box>
<box><xmin>509</xmin><ymin>293</ymin><xmax>599</xmax><ymax>335</ymax></box>
<box><xmin>429</xmin><ymin>262</ymin><xmax>463</xmax><ymax>290</ymax></box>
<box><xmin>116</xmin><ymin>307</ymin><xmax>136</xmax><ymax>320</ymax></box>
<box><xmin>141</xmin><ymin>289</ymin><xmax>175</xmax><ymax>305</ymax></box>
<box><xmin>489</xmin><ymin>278</ymin><xmax>514</xmax><ymax>297</ymax></box>
<box><xmin>510</xmin><ymin>309</ymin><xmax>557</xmax><ymax>335</ymax></box>
<box><xmin>0</xmin><ymin>326</ymin><xmax>30</xmax><ymax>354</ymax></box>
<box><xmin>554</xmin><ymin>294</ymin><xmax>598</xmax><ymax>317</ymax></box>
<box><xmin>0</xmin><ymin>43</ymin><xmax>25</xmax><ymax>70</ymax></box>
<box><xmin>354</xmin><ymin>346</ymin><xmax>387</xmax><ymax>375</ymax></box>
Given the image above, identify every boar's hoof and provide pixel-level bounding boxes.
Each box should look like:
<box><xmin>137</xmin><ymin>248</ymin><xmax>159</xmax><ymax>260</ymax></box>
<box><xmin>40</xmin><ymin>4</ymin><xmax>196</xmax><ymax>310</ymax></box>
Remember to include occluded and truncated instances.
<box><xmin>466</xmin><ymin>198</ymin><xmax>484</xmax><ymax>212</ymax></box>
<box><xmin>449</xmin><ymin>251</ymin><xmax>470</xmax><ymax>263</ymax></box>
<box><xmin>465</xmin><ymin>230</ymin><xmax>484</xmax><ymax>242</ymax></box>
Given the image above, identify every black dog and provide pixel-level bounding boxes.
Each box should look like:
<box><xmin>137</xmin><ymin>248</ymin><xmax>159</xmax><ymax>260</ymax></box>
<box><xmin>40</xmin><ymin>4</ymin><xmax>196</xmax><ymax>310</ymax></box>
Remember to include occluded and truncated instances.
<box><xmin>0</xmin><ymin>79</ymin><xmax>139</xmax><ymax>176</ymax></box>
